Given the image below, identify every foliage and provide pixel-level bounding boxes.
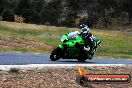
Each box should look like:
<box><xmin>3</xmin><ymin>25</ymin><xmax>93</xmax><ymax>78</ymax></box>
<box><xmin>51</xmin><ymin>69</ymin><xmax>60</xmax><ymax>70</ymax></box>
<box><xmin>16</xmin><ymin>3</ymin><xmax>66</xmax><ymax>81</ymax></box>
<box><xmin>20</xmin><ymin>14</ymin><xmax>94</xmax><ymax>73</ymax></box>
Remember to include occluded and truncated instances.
<box><xmin>120</xmin><ymin>0</ymin><xmax>132</xmax><ymax>24</ymax></box>
<box><xmin>0</xmin><ymin>0</ymin><xmax>132</xmax><ymax>27</ymax></box>
<box><xmin>1</xmin><ymin>9</ymin><xmax>15</xmax><ymax>22</ymax></box>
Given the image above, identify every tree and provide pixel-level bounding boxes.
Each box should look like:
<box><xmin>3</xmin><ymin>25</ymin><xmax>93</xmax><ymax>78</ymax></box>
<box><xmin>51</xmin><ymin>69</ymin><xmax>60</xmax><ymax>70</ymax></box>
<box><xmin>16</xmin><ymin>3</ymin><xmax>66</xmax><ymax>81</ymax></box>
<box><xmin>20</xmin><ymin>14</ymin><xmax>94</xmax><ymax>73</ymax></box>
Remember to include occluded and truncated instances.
<box><xmin>98</xmin><ymin>0</ymin><xmax>118</xmax><ymax>27</ymax></box>
<box><xmin>0</xmin><ymin>0</ymin><xmax>18</xmax><ymax>15</ymax></box>
<box><xmin>120</xmin><ymin>0</ymin><xmax>132</xmax><ymax>24</ymax></box>
<box><xmin>83</xmin><ymin>0</ymin><xmax>99</xmax><ymax>27</ymax></box>
<box><xmin>31</xmin><ymin>0</ymin><xmax>46</xmax><ymax>24</ymax></box>
<box><xmin>0</xmin><ymin>0</ymin><xmax>10</xmax><ymax>14</ymax></box>
<box><xmin>41</xmin><ymin>0</ymin><xmax>61</xmax><ymax>25</ymax></box>
<box><xmin>1</xmin><ymin>9</ymin><xmax>15</xmax><ymax>22</ymax></box>
<box><xmin>15</xmin><ymin>0</ymin><xmax>33</xmax><ymax>23</ymax></box>
<box><xmin>65</xmin><ymin>0</ymin><xmax>79</xmax><ymax>27</ymax></box>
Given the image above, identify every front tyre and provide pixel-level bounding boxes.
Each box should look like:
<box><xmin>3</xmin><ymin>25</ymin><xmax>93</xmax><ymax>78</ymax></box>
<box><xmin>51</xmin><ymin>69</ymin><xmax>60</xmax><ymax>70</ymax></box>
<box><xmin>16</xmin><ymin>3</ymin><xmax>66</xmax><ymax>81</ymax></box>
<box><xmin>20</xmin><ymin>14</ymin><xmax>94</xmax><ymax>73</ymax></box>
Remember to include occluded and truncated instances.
<box><xmin>50</xmin><ymin>47</ymin><xmax>62</xmax><ymax>61</ymax></box>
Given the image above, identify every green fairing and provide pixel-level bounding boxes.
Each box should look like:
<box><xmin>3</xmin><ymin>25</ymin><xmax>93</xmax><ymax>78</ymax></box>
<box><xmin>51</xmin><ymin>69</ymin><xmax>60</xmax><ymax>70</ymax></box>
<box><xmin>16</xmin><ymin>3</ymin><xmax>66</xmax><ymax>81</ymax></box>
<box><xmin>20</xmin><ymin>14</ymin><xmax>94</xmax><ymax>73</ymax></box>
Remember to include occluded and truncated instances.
<box><xmin>59</xmin><ymin>33</ymin><xmax>85</xmax><ymax>57</ymax></box>
<box><xmin>59</xmin><ymin>33</ymin><xmax>85</xmax><ymax>49</ymax></box>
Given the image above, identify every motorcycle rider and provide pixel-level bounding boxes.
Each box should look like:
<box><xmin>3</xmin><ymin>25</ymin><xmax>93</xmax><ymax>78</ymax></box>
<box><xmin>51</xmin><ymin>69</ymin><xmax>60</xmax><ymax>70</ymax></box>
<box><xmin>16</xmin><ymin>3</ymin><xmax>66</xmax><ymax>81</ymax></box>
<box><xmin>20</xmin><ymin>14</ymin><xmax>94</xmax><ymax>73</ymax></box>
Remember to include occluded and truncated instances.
<box><xmin>79</xmin><ymin>24</ymin><xmax>95</xmax><ymax>59</ymax></box>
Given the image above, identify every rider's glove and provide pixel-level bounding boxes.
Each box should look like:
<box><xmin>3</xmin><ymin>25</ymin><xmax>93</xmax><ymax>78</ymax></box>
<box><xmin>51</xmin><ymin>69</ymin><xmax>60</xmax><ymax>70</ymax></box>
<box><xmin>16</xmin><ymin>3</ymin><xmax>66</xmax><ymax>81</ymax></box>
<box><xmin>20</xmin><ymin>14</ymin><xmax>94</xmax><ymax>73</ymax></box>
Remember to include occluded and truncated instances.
<box><xmin>83</xmin><ymin>46</ymin><xmax>90</xmax><ymax>52</ymax></box>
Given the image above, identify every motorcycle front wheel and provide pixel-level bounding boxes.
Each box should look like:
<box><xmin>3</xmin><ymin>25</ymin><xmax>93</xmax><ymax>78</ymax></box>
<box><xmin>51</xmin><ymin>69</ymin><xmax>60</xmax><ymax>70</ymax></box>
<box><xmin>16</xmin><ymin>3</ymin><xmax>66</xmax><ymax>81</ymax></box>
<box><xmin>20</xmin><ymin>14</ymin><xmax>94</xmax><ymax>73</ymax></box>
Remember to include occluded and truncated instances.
<box><xmin>50</xmin><ymin>47</ymin><xmax>62</xmax><ymax>61</ymax></box>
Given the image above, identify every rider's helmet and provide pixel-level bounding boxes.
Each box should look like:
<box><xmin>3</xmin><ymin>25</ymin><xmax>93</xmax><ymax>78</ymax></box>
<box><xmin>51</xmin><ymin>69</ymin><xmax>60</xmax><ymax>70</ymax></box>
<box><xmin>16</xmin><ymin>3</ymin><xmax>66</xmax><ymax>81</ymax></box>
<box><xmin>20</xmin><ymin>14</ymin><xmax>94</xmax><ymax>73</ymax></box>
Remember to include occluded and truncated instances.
<box><xmin>80</xmin><ymin>24</ymin><xmax>90</xmax><ymax>38</ymax></box>
<box><xmin>80</xmin><ymin>24</ymin><xmax>87</xmax><ymax>28</ymax></box>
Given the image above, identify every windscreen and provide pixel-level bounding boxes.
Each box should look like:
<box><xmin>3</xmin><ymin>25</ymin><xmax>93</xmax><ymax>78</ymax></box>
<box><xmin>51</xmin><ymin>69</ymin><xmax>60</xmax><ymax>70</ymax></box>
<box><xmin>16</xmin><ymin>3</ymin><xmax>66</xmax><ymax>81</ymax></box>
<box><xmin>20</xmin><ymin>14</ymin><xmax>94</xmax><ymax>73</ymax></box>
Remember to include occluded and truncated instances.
<box><xmin>67</xmin><ymin>32</ymin><xmax>79</xmax><ymax>40</ymax></box>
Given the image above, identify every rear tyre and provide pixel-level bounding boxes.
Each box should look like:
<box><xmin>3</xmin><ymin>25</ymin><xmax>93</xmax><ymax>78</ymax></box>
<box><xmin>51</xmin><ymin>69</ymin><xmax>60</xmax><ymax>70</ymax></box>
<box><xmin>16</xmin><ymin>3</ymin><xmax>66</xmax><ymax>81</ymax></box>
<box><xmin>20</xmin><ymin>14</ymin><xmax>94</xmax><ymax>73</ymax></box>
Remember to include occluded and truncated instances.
<box><xmin>50</xmin><ymin>47</ymin><xmax>62</xmax><ymax>61</ymax></box>
<box><xmin>77</xmin><ymin>58</ymin><xmax>86</xmax><ymax>62</ymax></box>
<box><xmin>77</xmin><ymin>52</ymin><xmax>87</xmax><ymax>62</ymax></box>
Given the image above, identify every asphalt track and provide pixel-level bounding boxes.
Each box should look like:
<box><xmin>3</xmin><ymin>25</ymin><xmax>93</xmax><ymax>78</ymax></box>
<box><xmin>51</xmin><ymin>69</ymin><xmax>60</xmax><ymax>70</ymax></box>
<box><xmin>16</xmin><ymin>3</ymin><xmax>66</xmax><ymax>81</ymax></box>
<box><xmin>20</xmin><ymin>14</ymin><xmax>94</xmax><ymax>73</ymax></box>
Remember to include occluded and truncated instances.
<box><xmin>0</xmin><ymin>52</ymin><xmax>131</xmax><ymax>65</ymax></box>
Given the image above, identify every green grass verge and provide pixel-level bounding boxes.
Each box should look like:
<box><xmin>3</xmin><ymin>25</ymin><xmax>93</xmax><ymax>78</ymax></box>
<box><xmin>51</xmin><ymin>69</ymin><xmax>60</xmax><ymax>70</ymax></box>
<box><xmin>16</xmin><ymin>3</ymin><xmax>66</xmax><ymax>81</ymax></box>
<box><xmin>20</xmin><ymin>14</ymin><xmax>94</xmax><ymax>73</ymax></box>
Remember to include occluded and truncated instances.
<box><xmin>0</xmin><ymin>21</ymin><xmax>131</xmax><ymax>59</ymax></box>
<box><xmin>0</xmin><ymin>48</ymin><xmax>49</xmax><ymax>53</ymax></box>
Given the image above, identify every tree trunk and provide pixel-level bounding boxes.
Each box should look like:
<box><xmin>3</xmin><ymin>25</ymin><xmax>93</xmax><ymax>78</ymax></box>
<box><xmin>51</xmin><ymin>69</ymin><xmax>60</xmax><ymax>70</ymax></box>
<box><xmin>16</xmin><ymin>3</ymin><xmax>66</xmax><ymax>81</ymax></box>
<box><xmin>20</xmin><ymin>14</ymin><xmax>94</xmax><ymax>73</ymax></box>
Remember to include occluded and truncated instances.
<box><xmin>104</xmin><ymin>17</ymin><xmax>108</xmax><ymax>27</ymax></box>
<box><xmin>128</xmin><ymin>4</ymin><xmax>132</xmax><ymax>24</ymax></box>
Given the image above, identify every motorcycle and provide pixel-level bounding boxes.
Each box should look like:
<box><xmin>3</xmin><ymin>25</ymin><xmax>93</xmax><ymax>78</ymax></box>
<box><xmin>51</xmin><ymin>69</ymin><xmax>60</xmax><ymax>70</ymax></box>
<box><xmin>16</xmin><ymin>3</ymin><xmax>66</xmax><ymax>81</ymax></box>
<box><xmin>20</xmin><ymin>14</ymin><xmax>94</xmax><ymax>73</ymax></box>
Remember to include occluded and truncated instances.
<box><xmin>50</xmin><ymin>31</ymin><xmax>101</xmax><ymax>62</ymax></box>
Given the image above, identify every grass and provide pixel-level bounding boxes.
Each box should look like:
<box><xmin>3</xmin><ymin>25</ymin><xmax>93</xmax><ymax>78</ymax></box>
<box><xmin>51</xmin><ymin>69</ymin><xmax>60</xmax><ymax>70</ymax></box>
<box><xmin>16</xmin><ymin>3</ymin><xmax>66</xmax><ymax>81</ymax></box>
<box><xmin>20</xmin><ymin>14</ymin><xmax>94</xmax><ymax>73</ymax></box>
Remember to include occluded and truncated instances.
<box><xmin>0</xmin><ymin>48</ymin><xmax>49</xmax><ymax>53</ymax></box>
<box><xmin>0</xmin><ymin>21</ymin><xmax>131</xmax><ymax>59</ymax></box>
<box><xmin>92</xmin><ymin>30</ymin><xmax>132</xmax><ymax>58</ymax></box>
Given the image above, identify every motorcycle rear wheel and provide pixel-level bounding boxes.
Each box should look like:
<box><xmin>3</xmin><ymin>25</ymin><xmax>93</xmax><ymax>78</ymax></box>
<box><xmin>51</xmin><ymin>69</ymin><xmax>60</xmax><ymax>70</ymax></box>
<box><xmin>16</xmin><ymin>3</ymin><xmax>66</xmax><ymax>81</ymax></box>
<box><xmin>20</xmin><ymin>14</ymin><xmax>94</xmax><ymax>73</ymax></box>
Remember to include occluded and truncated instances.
<box><xmin>77</xmin><ymin>52</ymin><xmax>87</xmax><ymax>62</ymax></box>
<box><xmin>77</xmin><ymin>58</ymin><xmax>86</xmax><ymax>62</ymax></box>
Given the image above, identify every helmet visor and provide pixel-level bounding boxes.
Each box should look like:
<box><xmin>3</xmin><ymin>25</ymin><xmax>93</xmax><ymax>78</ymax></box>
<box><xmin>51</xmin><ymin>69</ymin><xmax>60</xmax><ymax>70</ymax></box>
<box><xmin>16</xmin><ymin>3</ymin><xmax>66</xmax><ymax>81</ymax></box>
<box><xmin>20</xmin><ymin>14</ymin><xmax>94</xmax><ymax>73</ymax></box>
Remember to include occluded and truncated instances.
<box><xmin>82</xmin><ymin>28</ymin><xmax>89</xmax><ymax>33</ymax></box>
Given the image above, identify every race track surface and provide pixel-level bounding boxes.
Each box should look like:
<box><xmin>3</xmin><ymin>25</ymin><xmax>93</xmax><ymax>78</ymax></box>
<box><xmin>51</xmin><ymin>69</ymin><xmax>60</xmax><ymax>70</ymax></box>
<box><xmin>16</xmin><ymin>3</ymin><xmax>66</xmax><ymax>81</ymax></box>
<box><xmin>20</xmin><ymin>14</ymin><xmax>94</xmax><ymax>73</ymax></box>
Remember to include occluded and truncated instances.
<box><xmin>0</xmin><ymin>52</ymin><xmax>132</xmax><ymax>65</ymax></box>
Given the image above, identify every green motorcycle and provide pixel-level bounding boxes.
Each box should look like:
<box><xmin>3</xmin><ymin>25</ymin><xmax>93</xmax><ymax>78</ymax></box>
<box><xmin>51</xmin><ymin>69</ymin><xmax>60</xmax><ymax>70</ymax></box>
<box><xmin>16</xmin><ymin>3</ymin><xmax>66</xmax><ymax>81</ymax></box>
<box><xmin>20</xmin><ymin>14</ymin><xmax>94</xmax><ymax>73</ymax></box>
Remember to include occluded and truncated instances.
<box><xmin>50</xmin><ymin>31</ymin><xmax>101</xmax><ymax>62</ymax></box>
